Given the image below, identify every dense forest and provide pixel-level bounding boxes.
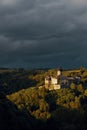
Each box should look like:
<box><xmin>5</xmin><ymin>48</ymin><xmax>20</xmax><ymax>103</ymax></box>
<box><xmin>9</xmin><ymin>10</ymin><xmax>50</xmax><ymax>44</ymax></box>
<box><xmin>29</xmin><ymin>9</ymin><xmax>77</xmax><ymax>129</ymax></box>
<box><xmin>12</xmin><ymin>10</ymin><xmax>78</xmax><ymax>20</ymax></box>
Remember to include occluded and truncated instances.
<box><xmin>0</xmin><ymin>67</ymin><xmax>87</xmax><ymax>130</ymax></box>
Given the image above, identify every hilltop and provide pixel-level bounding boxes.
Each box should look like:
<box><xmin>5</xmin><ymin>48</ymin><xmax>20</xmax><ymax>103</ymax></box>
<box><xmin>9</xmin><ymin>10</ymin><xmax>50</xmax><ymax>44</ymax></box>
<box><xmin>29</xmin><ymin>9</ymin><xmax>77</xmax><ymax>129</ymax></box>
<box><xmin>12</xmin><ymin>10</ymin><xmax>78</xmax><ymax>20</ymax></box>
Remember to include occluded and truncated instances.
<box><xmin>0</xmin><ymin>67</ymin><xmax>87</xmax><ymax>129</ymax></box>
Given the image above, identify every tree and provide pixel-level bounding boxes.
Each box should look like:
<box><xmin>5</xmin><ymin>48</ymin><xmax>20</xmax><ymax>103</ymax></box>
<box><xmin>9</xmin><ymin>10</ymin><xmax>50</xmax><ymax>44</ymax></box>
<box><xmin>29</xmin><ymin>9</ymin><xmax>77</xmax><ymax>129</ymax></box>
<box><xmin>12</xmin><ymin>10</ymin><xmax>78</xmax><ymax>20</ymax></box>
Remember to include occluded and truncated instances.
<box><xmin>70</xmin><ymin>83</ymin><xmax>76</xmax><ymax>90</ymax></box>
<box><xmin>77</xmin><ymin>84</ymin><xmax>84</xmax><ymax>94</ymax></box>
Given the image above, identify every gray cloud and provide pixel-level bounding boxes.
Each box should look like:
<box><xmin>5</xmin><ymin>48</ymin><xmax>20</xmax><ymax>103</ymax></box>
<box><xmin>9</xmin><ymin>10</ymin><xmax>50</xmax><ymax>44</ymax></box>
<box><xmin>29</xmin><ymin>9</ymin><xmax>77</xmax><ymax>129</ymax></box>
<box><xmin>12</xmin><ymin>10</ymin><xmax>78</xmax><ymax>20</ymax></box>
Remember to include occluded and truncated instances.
<box><xmin>0</xmin><ymin>0</ymin><xmax>87</xmax><ymax>68</ymax></box>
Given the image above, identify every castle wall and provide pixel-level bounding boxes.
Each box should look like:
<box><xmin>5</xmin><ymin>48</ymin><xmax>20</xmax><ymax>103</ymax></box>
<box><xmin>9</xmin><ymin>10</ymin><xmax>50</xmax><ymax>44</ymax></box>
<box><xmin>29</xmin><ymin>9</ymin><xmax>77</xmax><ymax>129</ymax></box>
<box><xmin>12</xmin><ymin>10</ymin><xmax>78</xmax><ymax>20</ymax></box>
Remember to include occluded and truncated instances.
<box><xmin>51</xmin><ymin>77</ymin><xmax>58</xmax><ymax>85</ymax></box>
<box><xmin>54</xmin><ymin>84</ymin><xmax>61</xmax><ymax>90</ymax></box>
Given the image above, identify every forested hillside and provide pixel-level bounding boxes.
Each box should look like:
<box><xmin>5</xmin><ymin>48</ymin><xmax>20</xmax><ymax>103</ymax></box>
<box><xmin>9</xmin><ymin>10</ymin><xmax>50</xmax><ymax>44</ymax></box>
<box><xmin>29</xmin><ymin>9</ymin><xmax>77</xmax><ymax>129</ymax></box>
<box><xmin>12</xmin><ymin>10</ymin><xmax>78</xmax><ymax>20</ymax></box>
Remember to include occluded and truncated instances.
<box><xmin>0</xmin><ymin>67</ymin><xmax>87</xmax><ymax>130</ymax></box>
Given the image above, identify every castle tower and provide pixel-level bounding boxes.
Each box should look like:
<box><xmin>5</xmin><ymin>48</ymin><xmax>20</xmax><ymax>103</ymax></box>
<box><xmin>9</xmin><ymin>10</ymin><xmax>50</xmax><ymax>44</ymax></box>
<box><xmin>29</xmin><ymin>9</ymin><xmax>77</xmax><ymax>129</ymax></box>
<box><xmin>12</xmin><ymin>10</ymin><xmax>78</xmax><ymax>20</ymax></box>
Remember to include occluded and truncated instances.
<box><xmin>57</xmin><ymin>68</ymin><xmax>62</xmax><ymax>76</ymax></box>
<box><xmin>45</xmin><ymin>76</ymin><xmax>51</xmax><ymax>89</ymax></box>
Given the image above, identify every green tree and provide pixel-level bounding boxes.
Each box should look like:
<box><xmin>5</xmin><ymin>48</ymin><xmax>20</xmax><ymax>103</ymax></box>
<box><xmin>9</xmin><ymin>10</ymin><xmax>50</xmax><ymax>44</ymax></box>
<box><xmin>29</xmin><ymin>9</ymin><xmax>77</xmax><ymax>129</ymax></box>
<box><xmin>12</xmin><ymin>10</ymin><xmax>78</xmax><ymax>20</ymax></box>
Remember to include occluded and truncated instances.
<box><xmin>70</xmin><ymin>83</ymin><xmax>76</xmax><ymax>90</ymax></box>
<box><xmin>77</xmin><ymin>84</ymin><xmax>84</xmax><ymax>94</ymax></box>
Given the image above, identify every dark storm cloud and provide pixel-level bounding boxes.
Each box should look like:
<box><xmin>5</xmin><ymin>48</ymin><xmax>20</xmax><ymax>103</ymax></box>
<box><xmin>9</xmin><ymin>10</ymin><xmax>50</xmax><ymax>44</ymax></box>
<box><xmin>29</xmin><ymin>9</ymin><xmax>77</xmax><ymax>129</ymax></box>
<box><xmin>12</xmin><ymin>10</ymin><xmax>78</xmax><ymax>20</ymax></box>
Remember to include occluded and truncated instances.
<box><xmin>0</xmin><ymin>0</ymin><xmax>87</xmax><ymax>68</ymax></box>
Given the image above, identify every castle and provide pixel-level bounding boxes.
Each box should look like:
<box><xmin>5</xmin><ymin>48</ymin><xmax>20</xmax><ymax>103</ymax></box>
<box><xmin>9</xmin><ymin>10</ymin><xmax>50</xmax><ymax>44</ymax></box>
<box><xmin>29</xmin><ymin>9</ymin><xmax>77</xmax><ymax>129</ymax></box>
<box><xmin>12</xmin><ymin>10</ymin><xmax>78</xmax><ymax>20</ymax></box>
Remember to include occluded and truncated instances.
<box><xmin>45</xmin><ymin>68</ymin><xmax>81</xmax><ymax>90</ymax></box>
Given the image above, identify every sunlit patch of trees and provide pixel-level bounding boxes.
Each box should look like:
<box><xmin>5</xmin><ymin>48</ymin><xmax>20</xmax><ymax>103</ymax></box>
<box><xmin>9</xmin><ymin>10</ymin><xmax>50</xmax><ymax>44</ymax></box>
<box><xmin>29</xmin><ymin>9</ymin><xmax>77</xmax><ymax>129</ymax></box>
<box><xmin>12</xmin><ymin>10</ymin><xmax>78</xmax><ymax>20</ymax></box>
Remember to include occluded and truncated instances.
<box><xmin>7</xmin><ymin>83</ymin><xmax>87</xmax><ymax>129</ymax></box>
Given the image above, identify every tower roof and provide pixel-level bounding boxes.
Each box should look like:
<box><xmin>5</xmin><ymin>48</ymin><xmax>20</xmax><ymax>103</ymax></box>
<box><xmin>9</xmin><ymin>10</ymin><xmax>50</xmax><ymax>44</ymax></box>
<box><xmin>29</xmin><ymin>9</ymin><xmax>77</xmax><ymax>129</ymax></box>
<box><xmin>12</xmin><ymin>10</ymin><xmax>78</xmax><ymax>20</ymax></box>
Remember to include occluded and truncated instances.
<box><xmin>57</xmin><ymin>67</ymin><xmax>63</xmax><ymax>71</ymax></box>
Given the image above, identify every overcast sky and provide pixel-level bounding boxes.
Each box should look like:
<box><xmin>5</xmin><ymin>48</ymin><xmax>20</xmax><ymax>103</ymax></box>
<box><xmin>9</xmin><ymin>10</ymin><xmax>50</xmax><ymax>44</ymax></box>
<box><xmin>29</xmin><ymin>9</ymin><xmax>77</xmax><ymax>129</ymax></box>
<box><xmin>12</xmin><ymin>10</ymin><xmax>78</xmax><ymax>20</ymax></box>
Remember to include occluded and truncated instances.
<box><xmin>0</xmin><ymin>0</ymin><xmax>87</xmax><ymax>69</ymax></box>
